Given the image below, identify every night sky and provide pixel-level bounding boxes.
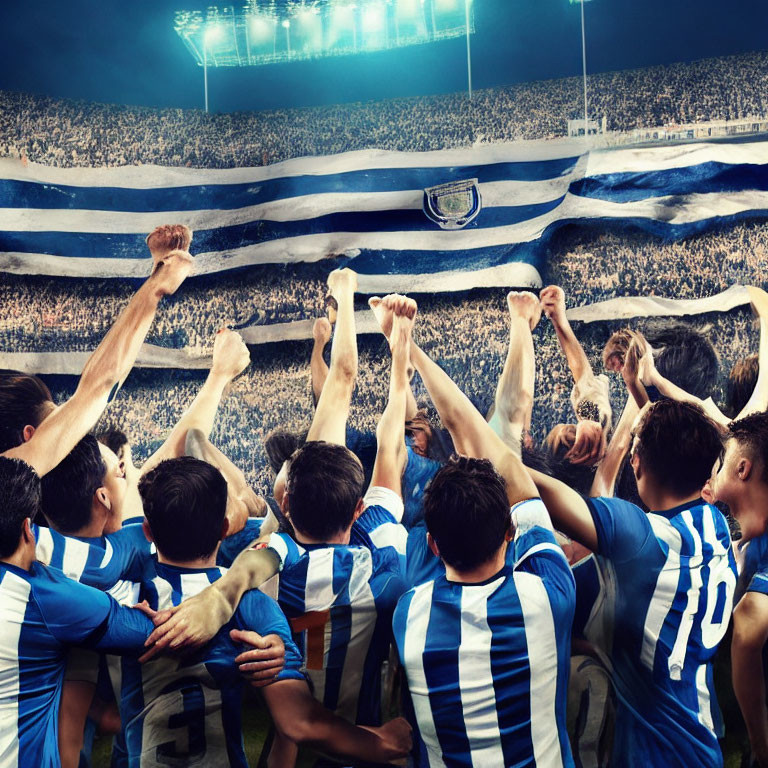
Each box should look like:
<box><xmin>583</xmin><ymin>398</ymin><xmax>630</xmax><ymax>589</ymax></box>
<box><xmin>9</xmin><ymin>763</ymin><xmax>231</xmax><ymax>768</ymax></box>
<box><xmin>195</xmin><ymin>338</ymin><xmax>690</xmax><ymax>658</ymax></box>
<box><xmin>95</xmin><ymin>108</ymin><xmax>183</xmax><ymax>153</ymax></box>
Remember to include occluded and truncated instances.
<box><xmin>0</xmin><ymin>0</ymin><xmax>766</xmax><ymax>112</ymax></box>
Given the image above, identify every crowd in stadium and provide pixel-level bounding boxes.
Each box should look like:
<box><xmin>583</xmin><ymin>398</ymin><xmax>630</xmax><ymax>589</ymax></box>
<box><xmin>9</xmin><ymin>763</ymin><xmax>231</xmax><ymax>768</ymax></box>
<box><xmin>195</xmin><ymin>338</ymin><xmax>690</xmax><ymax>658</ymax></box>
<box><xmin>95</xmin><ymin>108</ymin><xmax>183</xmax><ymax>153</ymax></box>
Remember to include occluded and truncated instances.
<box><xmin>1</xmin><ymin>50</ymin><xmax>768</xmax><ymax>168</ymax></box>
<box><xmin>4</xmin><ymin>49</ymin><xmax>768</xmax><ymax>768</ymax></box>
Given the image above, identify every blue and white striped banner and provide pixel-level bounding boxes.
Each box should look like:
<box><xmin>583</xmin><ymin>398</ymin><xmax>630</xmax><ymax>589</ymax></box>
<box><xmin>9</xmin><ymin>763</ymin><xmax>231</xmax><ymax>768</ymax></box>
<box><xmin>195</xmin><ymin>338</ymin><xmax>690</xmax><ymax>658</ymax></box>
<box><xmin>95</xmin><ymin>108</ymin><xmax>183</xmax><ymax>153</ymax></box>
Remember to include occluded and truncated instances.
<box><xmin>2</xmin><ymin>136</ymin><xmax>768</xmax><ymax>290</ymax></box>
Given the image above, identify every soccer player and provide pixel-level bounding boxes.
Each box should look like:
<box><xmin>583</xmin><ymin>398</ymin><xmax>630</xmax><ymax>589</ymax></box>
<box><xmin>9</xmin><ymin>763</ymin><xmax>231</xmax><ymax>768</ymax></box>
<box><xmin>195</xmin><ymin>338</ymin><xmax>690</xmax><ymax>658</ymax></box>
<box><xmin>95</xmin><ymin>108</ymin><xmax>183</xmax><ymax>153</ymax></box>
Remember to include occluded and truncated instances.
<box><xmin>392</xmin><ymin>291</ymin><xmax>575</xmax><ymax>766</ymax></box>
<box><xmin>141</xmin><ymin>280</ymin><xmax>411</xmax><ymax>730</ymax></box>
<box><xmin>527</xmin><ymin>398</ymin><xmax>737</xmax><ymax>767</ymax></box>
<box><xmin>120</xmin><ymin>455</ymin><xmax>411</xmax><ymax>767</ymax></box>
<box><xmin>711</xmin><ymin>413</ymin><xmax>768</xmax><ymax>767</ymax></box>
<box><xmin>0</xmin><ymin>233</ymin><xmax>194</xmax><ymax>768</ymax></box>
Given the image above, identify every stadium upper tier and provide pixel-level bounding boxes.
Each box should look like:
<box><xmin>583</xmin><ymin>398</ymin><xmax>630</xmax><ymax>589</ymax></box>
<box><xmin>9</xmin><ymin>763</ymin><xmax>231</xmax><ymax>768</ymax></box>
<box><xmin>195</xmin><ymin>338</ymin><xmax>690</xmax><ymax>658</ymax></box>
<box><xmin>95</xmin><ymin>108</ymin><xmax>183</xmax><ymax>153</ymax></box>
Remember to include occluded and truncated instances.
<box><xmin>1</xmin><ymin>50</ymin><xmax>768</xmax><ymax>169</ymax></box>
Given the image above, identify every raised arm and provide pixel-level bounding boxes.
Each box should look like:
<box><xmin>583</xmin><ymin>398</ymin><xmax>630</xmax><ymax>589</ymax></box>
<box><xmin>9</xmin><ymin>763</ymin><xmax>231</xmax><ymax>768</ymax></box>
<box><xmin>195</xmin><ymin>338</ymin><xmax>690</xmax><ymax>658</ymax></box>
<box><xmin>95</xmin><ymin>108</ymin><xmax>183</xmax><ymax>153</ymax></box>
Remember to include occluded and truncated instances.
<box><xmin>590</xmin><ymin>395</ymin><xmax>639</xmax><ymax>498</ymax></box>
<box><xmin>489</xmin><ymin>291</ymin><xmax>540</xmax><ymax>457</ymax></box>
<box><xmin>5</xmin><ymin>227</ymin><xmax>193</xmax><ymax>476</ymax></box>
<box><xmin>540</xmin><ymin>284</ymin><xmax>592</xmax><ymax>385</ymax></box>
<box><xmin>408</xmin><ymin>297</ymin><xmax>538</xmax><ymax>506</ymax></box>
<box><xmin>140</xmin><ymin>329</ymin><xmax>251</xmax><ymax>476</ymax></box>
<box><xmin>369</xmin><ymin>295</ymin><xmax>415</xmax><ymax>493</ymax></box>
<box><xmin>306</xmin><ymin>268</ymin><xmax>358</xmax><ymax>445</ymax></box>
<box><xmin>736</xmin><ymin>286</ymin><xmax>768</xmax><ymax>420</ymax></box>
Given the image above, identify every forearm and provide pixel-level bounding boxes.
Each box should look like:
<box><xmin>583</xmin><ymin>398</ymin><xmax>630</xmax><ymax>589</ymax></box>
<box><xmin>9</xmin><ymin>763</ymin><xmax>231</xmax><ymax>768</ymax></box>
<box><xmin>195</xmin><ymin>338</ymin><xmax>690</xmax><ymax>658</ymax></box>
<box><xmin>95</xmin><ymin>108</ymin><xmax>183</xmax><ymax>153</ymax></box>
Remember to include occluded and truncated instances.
<box><xmin>623</xmin><ymin>376</ymin><xmax>649</xmax><ymax>410</ymax></box>
<box><xmin>733</xmin><ymin>641</ymin><xmax>768</xmax><ymax>751</ymax></box>
<box><xmin>212</xmin><ymin>547</ymin><xmax>280</xmax><ymax>614</ymax></box>
<box><xmin>590</xmin><ymin>396</ymin><xmax>638</xmax><ymax>498</ymax></box>
<box><xmin>738</xmin><ymin>289</ymin><xmax>768</xmax><ymax>418</ymax></box>
<box><xmin>647</xmin><ymin>368</ymin><xmax>729</xmax><ymax>428</ymax></box>
<box><xmin>552</xmin><ymin>318</ymin><xmax>591</xmax><ymax>385</ymax></box>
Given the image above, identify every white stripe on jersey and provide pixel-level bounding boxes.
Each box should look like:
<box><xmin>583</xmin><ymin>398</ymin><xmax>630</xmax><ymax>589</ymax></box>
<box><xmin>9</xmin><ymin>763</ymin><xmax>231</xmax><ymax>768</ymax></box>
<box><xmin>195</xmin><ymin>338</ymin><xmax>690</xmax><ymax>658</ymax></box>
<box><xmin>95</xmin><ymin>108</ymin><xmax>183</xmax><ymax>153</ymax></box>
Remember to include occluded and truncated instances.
<box><xmin>700</xmin><ymin>507</ymin><xmax>736</xmax><ymax>649</ymax></box>
<box><xmin>640</xmin><ymin>515</ymin><xmax>682</xmax><ymax>672</ymax></box>
<box><xmin>0</xmin><ymin>572</ymin><xmax>31</xmax><ymax>768</ymax></box>
<box><xmin>98</xmin><ymin>539</ymin><xmax>114</xmax><ymax>569</ymax></box>
<box><xmin>515</xmin><ymin>542</ymin><xmax>568</xmax><ymax>571</ymax></box>
<box><xmin>303</xmin><ymin>548</ymin><xmax>338</xmax><ymax>706</ymax></box>
<box><xmin>152</xmin><ymin>576</ymin><xmax>174</xmax><ymax>611</ymax></box>
<box><xmin>179</xmin><ymin>573</ymin><xmax>214</xmax><ymax>600</ymax></box>
<box><xmin>368</xmin><ymin>523</ymin><xmax>408</xmax><ymax>555</ymax></box>
<box><xmin>59</xmin><ymin>537</ymin><xmax>90</xmax><ymax>582</ymax></box>
<box><xmin>668</xmin><ymin>510</ymin><xmax>704</xmax><ymax>680</ymax></box>
<box><xmin>402</xmin><ymin>581</ymin><xmax>443</xmax><ymax>768</ymax></box>
<box><xmin>34</xmin><ymin>526</ymin><xmax>54</xmax><ymax>566</ymax></box>
<box><xmin>458</xmin><ymin>577</ymin><xmax>506</xmax><ymax>768</ymax></box>
<box><xmin>338</xmin><ymin>548</ymin><xmax>376</xmax><ymax>722</ymax></box>
<box><xmin>107</xmin><ymin>579</ymin><xmax>140</xmax><ymax>606</ymax></box>
<box><xmin>695</xmin><ymin>663</ymin><xmax>714</xmax><ymax>733</ymax></box>
<box><xmin>513</xmin><ymin>571</ymin><xmax>564</xmax><ymax>768</ymax></box>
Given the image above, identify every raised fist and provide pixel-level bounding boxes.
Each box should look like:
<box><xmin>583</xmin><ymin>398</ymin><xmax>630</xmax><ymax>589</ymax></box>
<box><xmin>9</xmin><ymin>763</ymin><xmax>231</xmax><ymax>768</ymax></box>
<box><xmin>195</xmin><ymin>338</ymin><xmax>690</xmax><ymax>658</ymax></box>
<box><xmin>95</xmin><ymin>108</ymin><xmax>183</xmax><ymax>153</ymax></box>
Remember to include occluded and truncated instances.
<box><xmin>326</xmin><ymin>267</ymin><xmax>358</xmax><ymax>298</ymax></box>
<box><xmin>149</xmin><ymin>249</ymin><xmax>193</xmax><ymax>297</ymax></box>
<box><xmin>508</xmin><ymin>290</ymin><xmax>542</xmax><ymax>331</ymax></box>
<box><xmin>212</xmin><ymin>329</ymin><xmax>251</xmax><ymax>381</ymax></box>
<box><xmin>146</xmin><ymin>224</ymin><xmax>192</xmax><ymax>265</ymax></box>
<box><xmin>539</xmin><ymin>285</ymin><xmax>567</xmax><ymax>325</ymax></box>
<box><xmin>312</xmin><ymin>317</ymin><xmax>332</xmax><ymax>346</ymax></box>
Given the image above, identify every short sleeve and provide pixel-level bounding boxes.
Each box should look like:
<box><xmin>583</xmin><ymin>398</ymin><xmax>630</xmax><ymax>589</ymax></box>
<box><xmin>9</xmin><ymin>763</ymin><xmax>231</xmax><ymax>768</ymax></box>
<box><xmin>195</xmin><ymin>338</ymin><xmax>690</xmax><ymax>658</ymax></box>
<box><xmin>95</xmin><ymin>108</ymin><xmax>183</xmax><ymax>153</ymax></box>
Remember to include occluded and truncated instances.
<box><xmin>586</xmin><ymin>496</ymin><xmax>653</xmax><ymax>564</ymax></box>
<box><xmin>267</xmin><ymin>532</ymin><xmax>305</xmax><ymax>572</ymax></box>
<box><xmin>217</xmin><ymin>518</ymin><xmax>264</xmax><ymax>568</ymax></box>
<box><xmin>236</xmin><ymin>591</ymin><xmax>305</xmax><ymax>682</ymax></box>
<box><xmin>747</xmin><ymin>568</ymin><xmax>768</xmax><ymax>598</ymax></box>
<box><xmin>363</xmin><ymin>486</ymin><xmax>404</xmax><ymax>523</ymax></box>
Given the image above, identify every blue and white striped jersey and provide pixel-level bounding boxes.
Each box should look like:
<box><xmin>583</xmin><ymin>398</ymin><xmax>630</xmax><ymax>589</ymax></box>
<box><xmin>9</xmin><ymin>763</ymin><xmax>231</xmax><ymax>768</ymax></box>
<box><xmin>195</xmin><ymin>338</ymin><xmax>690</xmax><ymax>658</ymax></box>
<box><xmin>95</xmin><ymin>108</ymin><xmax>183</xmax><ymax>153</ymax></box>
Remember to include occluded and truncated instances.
<box><xmin>119</xmin><ymin>562</ymin><xmax>304</xmax><ymax>768</ymax></box>
<box><xmin>393</xmin><ymin>499</ymin><xmax>576</xmax><ymax>768</ymax></box>
<box><xmin>266</xmin><ymin>486</ymin><xmax>408</xmax><ymax>725</ymax></box>
<box><xmin>402</xmin><ymin>444</ymin><xmax>442</xmax><ymax>530</ymax></box>
<box><xmin>0</xmin><ymin>561</ymin><xmax>153</xmax><ymax>768</ymax></box>
<box><xmin>586</xmin><ymin>496</ymin><xmax>737</xmax><ymax>767</ymax></box>
<box><xmin>217</xmin><ymin>517</ymin><xmax>263</xmax><ymax>567</ymax></box>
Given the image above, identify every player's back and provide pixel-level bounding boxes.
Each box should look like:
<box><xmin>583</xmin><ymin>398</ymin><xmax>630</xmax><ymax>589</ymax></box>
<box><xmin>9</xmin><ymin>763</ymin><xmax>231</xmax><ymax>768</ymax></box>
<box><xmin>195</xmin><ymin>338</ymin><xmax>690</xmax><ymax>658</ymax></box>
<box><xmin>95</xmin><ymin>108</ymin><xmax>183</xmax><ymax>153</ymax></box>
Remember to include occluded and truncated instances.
<box><xmin>0</xmin><ymin>560</ymin><xmax>150</xmax><ymax>768</ymax></box>
<box><xmin>393</xmin><ymin>504</ymin><xmax>576</xmax><ymax>768</ymax></box>
<box><xmin>586</xmin><ymin>496</ymin><xmax>737</xmax><ymax>767</ymax></box>
<box><xmin>119</xmin><ymin>562</ymin><xmax>303</xmax><ymax>768</ymax></box>
<box><xmin>268</xmin><ymin>511</ymin><xmax>407</xmax><ymax>726</ymax></box>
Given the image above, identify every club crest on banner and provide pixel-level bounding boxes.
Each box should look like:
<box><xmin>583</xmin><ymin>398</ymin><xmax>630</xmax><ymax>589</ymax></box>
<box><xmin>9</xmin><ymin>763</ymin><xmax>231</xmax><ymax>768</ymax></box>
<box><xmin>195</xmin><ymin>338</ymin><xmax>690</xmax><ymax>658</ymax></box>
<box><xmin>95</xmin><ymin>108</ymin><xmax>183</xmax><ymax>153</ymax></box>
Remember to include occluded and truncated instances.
<box><xmin>423</xmin><ymin>179</ymin><xmax>482</xmax><ymax>230</ymax></box>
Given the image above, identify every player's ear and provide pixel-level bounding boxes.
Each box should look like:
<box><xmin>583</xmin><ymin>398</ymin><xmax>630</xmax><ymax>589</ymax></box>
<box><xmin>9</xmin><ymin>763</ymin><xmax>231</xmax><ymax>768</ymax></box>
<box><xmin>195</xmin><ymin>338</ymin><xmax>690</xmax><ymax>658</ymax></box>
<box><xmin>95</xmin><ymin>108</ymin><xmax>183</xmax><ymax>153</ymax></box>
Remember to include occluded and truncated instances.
<box><xmin>95</xmin><ymin>486</ymin><xmax>111</xmax><ymax>511</ymax></box>
<box><xmin>22</xmin><ymin>517</ymin><xmax>34</xmax><ymax>544</ymax></box>
<box><xmin>427</xmin><ymin>532</ymin><xmax>440</xmax><ymax>558</ymax></box>
<box><xmin>280</xmin><ymin>491</ymin><xmax>290</xmax><ymax>519</ymax></box>
<box><xmin>142</xmin><ymin>520</ymin><xmax>155</xmax><ymax>544</ymax></box>
<box><xmin>352</xmin><ymin>497</ymin><xmax>365</xmax><ymax>522</ymax></box>
<box><xmin>738</xmin><ymin>457</ymin><xmax>753</xmax><ymax>481</ymax></box>
<box><xmin>22</xmin><ymin>425</ymin><xmax>35</xmax><ymax>443</ymax></box>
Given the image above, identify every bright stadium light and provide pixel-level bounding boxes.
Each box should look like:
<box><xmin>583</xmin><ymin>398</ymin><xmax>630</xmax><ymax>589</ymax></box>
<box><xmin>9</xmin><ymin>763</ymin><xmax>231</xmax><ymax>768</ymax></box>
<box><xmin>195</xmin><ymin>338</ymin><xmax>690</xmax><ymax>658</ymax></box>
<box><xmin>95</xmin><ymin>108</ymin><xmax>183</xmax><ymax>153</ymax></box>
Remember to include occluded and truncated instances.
<box><xmin>174</xmin><ymin>1</ymin><xmax>476</xmax><ymax>67</ymax></box>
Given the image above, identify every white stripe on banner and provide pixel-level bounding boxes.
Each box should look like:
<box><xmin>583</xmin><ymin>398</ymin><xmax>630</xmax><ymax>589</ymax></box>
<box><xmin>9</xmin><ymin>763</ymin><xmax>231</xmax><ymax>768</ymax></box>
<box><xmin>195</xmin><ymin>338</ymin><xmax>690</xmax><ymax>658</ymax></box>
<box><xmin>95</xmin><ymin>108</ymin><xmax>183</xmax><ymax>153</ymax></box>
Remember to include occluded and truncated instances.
<box><xmin>513</xmin><ymin>570</ymin><xmax>564</xmax><ymax>768</ymax></box>
<box><xmin>0</xmin><ymin>572</ymin><xmax>31</xmax><ymax>768</ymax></box>
<box><xmin>0</xmin><ymin>284</ymin><xmax>756</xmax><ymax>374</ymax></box>
<box><xmin>0</xmin><ymin>140</ymin><xmax>587</xmax><ymax>188</ymax></box>
<box><xmin>458</xmin><ymin>577</ymin><xmax>506</xmax><ymax>768</ymax></box>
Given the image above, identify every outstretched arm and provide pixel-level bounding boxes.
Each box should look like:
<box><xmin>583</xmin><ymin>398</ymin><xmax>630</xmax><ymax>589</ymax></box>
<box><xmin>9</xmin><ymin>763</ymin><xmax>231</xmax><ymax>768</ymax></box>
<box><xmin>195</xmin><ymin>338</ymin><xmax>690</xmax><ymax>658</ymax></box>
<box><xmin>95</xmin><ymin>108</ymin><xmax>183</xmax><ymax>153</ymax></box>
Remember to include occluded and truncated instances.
<box><xmin>6</xmin><ymin>227</ymin><xmax>193</xmax><ymax>476</ymax></box>
<box><xmin>141</xmin><ymin>329</ymin><xmax>251</xmax><ymax>476</ymax></box>
<box><xmin>540</xmin><ymin>285</ymin><xmax>592</xmax><ymax>385</ymax></box>
<box><xmin>490</xmin><ymin>291</ymin><xmax>540</xmax><ymax>457</ymax></box>
<box><xmin>408</xmin><ymin>297</ymin><xmax>538</xmax><ymax>506</ymax></box>
<box><xmin>306</xmin><ymin>269</ymin><xmax>358</xmax><ymax>445</ymax></box>
<box><xmin>732</xmin><ymin>591</ymin><xmax>768</xmax><ymax>767</ymax></box>
<box><xmin>590</xmin><ymin>395</ymin><xmax>638</xmax><ymax>498</ymax></box>
<box><xmin>736</xmin><ymin>286</ymin><xmax>768</xmax><ymax>420</ymax></box>
<box><xmin>369</xmin><ymin>295</ymin><xmax>415</xmax><ymax>493</ymax></box>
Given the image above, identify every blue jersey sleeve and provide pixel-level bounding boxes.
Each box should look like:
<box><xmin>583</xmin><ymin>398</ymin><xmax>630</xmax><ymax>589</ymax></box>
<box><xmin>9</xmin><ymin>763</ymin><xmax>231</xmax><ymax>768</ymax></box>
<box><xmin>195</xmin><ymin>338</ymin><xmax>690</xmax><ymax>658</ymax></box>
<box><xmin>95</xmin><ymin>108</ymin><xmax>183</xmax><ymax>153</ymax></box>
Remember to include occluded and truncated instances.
<box><xmin>217</xmin><ymin>518</ymin><xmax>264</xmax><ymax>568</ymax></box>
<box><xmin>354</xmin><ymin>487</ymin><xmax>408</xmax><ymax>565</ymax></box>
<box><xmin>267</xmin><ymin>532</ymin><xmax>305</xmax><ymax>571</ymax></box>
<box><xmin>235</xmin><ymin>591</ymin><xmax>305</xmax><ymax>681</ymax></box>
<box><xmin>103</xmin><ymin>524</ymin><xmax>154</xmax><ymax>583</ymax></box>
<box><xmin>405</xmin><ymin>522</ymin><xmax>443</xmax><ymax>588</ymax></box>
<box><xmin>586</xmin><ymin>496</ymin><xmax>654</xmax><ymax>564</ymax></box>
<box><xmin>747</xmin><ymin>567</ymin><xmax>768</xmax><ymax>597</ymax></box>
<box><xmin>31</xmin><ymin>563</ymin><xmax>151</xmax><ymax>652</ymax></box>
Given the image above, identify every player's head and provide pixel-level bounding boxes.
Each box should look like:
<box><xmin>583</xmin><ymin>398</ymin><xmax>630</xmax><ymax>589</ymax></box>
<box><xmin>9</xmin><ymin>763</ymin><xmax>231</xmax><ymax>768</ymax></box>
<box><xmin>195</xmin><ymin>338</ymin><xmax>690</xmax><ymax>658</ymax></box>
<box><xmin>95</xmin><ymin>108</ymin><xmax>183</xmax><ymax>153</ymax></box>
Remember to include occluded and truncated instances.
<box><xmin>630</xmin><ymin>400</ymin><xmax>722</xmax><ymax>505</ymax></box>
<box><xmin>0</xmin><ymin>456</ymin><xmax>40</xmax><ymax>560</ymax></box>
<box><xmin>0</xmin><ymin>370</ymin><xmax>55</xmax><ymax>452</ymax></box>
<box><xmin>40</xmin><ymin>435</ymin><xmax>126</xmax><ymax>536</ymax></box>
<box><xmin>710</xmin><ymin>412</ymin><xmax>768</xmax><ymax>542</ymax></box>
<box><xmin>423</xmin><ymin>455</ymin><xmax>511</xmax><ymax>572</ymax></box>
<box><xmin>96</xmin><ymin>426</ymin><xmax>134</xmax><ymax>476</ymax></box>
<box><xmin>264</xmin><ymin>428</ymin><xmax>308</xmax><ymax>475</ymax></box>
<box><xmin>139</xmin><ymin>457</ymin><xmax>228</xmax><ymax>563</ymax></box>
<box><xmin>405</xmin><ymin>411</ymin><xmax>434</xmax><ymax>458</ymax></box>
<box><xmin>602</xmin><ymin>329</ymin><xmax>633</xmax><ymax>373</ymax></box>
<box><xmin>726</xmin><ymin>355</ymin><xmax>758</xmax><ymax>419</ymax></box>
<box><xmin>283</xmin><ymin>441</ymin><xmax>365</xmax><ymax>541</ymax></box>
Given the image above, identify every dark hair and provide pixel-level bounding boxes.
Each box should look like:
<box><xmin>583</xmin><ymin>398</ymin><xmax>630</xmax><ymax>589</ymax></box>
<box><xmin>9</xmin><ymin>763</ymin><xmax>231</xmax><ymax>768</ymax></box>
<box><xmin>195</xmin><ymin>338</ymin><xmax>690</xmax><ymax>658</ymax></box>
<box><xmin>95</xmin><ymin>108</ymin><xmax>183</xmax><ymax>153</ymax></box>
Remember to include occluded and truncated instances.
<box><xmin>634</xmin><ymin>400</ymin><xmax>722</xmax><ymax>497</ymax></box>
<box><xmin>0</xmin><ymin>457</ymin><xmax>41</xmax><ymax>559</ymax></box>
<box><xmin>40</xmin><ymin>435</ymin><xmax>106</xmax><ymax>534</ymax></box>
<box><xmin>644</xmin><ymin>322</ymin><xmax>719</xmax><ymax>400</ymax></box>
<box><xmin>726</xmin><ymin>355</ymin><xmax>758</xmax><ymax>419</ymax></box>
<box><xmin>285</xmin><ymin>441</ymin><xmax>364</xmax><ymax>540</ymax></box>
<box><xmin>0</xmin><ymin>371</ymin><xmax>54</xmax><ymax>453</ymax></box>
<box><xmin>139</xmin><ymin>457</ymin><xmax>228</xmax><ymax>562</ymax></box>
<box><xmin>97</xmin><ymin>427</ymin><xmax>129</xmax><ymax>457</ymax></box>
<box><xmin>728</xmin><ymin>412</ymin><xmax>768</xmax><ymax>484</ymax></box>
<box><xmin>423</xmin><ymin>455</ymin><xmax>510</xmax><ymax>571</ymax></box>
<box><xmin>264</xmin><ymin>428</ymin><xmax>308</xmax><ymax>475</ymax></box>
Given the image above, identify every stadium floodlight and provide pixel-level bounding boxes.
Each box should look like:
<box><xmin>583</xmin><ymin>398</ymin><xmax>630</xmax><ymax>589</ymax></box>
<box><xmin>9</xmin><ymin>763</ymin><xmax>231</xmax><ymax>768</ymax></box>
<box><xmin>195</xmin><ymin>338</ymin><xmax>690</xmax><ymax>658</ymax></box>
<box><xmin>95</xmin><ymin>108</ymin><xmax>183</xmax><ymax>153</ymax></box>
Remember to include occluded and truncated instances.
<box><xmin>568</xmin><ymin>0</ymin><xmax>593</xmax><ymax>140</ymax></box>
<box><xmin>174</xmin><ymin>1</ymin><xmax>477</xmax><ymax>74</ymax></box>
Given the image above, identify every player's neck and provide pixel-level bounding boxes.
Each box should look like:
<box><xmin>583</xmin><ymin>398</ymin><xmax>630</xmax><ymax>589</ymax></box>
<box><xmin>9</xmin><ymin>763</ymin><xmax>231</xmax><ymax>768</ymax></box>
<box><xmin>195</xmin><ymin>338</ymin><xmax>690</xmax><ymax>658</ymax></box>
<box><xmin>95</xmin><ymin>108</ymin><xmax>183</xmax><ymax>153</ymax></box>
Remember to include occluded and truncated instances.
<box><xmin>642</xmin><ymin>487</ymin><xmax>703</xmax><ymax>514</ymax></box>
<box><xmin>156</xmin><ymin>550</ymin><xmax>219</xmax><ymax>570</ymax></box>
<box><xmin>444</xmin><ymin>543</ymin><xmax>508</xmax><ymax>585</ymax></box>
<box><xmin>293</xmin><ymin>528</ymin><xmax>351</xmax><ymax>546</ymax></box>
<box><xmin>2</xmin><ymin>540</ymin><xmax>36</xmax><ymax>571</ymax></box>
<box><xmin>730</xmin><ymin>484</ymin><xmax>768</xmax><ymax>544</ymax></box>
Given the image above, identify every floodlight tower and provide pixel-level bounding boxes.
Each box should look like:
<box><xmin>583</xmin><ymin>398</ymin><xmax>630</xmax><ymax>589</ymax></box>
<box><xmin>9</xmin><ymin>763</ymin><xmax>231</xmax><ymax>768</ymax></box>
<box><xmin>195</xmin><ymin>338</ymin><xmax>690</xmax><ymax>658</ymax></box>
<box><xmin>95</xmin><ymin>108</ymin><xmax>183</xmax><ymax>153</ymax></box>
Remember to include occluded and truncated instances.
<box><xmin>569</xmin><ymin>0</ymin><xmax>593</xmax><ymax>138</ymax></box>
<box><xmin>465</xmin><ymin>0</ymin><xmax>472</xmax><ymax>100</ymax></box>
